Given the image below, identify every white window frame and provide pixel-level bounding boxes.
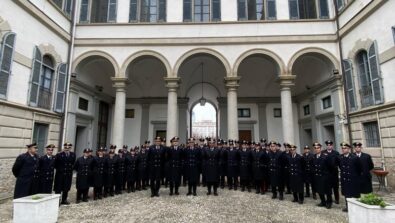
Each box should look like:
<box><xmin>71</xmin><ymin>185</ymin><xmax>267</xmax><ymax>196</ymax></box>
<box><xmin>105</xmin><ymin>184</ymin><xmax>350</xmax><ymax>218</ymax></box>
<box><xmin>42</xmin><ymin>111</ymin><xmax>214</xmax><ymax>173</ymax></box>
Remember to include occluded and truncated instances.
<box><xmin>183</xmin><ymin>0</ymin><xmax>221</xmax><ymax>22</ymax></box>
<box><xmin>238</xmin><ymin>0</ymin><xmax>276</xmax><ymax>21</ymax></box>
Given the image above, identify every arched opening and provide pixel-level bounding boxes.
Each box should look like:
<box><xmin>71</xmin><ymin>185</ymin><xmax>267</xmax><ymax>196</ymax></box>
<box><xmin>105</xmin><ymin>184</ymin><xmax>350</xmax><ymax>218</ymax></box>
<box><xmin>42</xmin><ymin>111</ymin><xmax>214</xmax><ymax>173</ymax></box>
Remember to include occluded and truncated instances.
<box><xmin>190</xmin><ymin>101</ymin><xmax>218</xmax><ymax>139</ymax></box>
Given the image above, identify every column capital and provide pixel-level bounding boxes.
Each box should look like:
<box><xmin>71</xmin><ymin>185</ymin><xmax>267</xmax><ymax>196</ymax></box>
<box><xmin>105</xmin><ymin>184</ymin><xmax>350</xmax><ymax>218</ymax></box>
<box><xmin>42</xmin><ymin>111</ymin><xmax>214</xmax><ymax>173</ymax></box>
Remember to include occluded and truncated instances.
<box><xmin>111</xmin><ymin>77</ymin><xmax>129</xmax><ymax>89</ymax></box>
<box><xmin>278</xmin><ymin>75</ymin><xmax>296</xmax><ymax>89</ymax></box>
<box><xmin>224</xmin><ymin>76</ymin><xmax>241</xmax><ymax>90</ymax></box>
<box><xmin>164</xmin><ymin>77</ymin><xmax>180</xmax><ymax>90</ymax></box>
<box><xmin>330</xmin><ymin>74</ymin><xmax>343</xmax><ymax>92</ymax></box>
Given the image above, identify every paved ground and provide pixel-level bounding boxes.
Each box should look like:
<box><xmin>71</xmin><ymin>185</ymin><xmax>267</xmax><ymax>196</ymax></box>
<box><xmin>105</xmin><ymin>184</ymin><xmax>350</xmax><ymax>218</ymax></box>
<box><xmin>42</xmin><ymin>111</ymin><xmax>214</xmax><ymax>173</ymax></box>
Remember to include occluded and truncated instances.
<box><xmin>0</xmin><ymin>185</ymin><xmax>354</xmax><ymax>223</ymax></box>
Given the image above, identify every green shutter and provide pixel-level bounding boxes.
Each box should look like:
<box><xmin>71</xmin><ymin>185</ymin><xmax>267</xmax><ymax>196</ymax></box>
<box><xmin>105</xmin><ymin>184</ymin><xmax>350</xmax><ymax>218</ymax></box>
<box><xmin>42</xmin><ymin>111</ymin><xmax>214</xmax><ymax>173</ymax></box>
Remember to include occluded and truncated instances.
<box><xmin>0</xmin><ymin>32</ymin><xmax>16</xmax><ymax>98</ymax></box>
<box><xmin>368</xmin><ymin>41</ymin><xmax>384</xmax><ymax>104</ymax></box>
<box><xmin>54</xmin><ymin>63</ymin><xmax>68</xmax><ymax>113</ymax></box>
<box><xmin>29</xmin><ymin>47</ymin><xmax>42</xmax><ymax>106</ymax></box>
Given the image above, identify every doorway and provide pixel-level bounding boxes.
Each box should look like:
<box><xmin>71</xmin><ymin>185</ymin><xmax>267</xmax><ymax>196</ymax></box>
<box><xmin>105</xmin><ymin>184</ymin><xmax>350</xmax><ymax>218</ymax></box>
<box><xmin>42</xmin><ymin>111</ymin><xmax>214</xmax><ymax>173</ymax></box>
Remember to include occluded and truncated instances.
<box><xmin>75</xmin><ymin>125</ymin><xmax>88</xmax><ymax>156</ymax></box>
<box><xmin>239</xmin><ymin>130</ymin><xmax>252</xmax><ymax>142</ymax></box>
<box><xmin>191</xmin><ymin>102</ymin><xmax>217</xmax><ymax>139</ymax></box>
<box><xmin>33</xmin><ymin>123</ymin><xmax>48</xmax><ymax>155</ymax></box>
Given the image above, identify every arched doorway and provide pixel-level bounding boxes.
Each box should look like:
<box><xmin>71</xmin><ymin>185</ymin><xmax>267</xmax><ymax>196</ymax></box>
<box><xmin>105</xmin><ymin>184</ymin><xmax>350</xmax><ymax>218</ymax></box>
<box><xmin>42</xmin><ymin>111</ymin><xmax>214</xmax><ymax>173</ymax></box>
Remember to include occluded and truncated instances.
<box><xmin>190</xmin><ymin>101</ymin><xmax>218</xmax><ymax>139</ymax></box>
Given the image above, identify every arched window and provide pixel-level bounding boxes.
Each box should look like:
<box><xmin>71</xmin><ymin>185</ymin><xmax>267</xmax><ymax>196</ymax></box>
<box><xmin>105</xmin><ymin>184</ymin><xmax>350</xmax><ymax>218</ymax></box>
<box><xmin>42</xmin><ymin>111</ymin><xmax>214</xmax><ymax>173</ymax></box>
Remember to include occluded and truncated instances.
<box><xmin>237</xmin><ymin>0</ymin><xmax>276</xmax><ymax>20</ymax></box>
<box><xmin>183</xmin><ymin>0</ymin><xmax>221</xmax><ymax>22</ymax></box>
<box><xmin>0</xmin><ymin>32</ymin><xmax>16</xmax><ymax>99</ymax></box>
<box><xmin>80</xmin><ymin>0</ymin><xmax>117</xmax><ymax>23</ymax></box>
<box><xmin>356</xmin><ymin>42</ymin><xmax>384</xmax><ymax>107</ymax></box>
<box><xmin>289</xmin><ymin>0</ymin><xmax>329</xmax><ymax>19</ymax></box>
<box><xmin>129</xmin><ymin>0</ymin><xmax>167</xmax><ymax>22</ymax></box>
<box><xmin>29</xmin><ymin>47</ymin><xmax>68</xmax><ymax>112</ymax></box>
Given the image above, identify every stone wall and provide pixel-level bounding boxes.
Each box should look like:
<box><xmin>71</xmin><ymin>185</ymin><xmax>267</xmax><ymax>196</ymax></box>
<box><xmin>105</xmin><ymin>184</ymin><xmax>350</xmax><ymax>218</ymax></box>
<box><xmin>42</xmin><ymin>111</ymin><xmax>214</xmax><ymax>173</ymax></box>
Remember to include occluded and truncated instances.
<box><xmin>0</xmin><ymin>159</ymin><xmax>15</xmax><ymax>197</ymax></box>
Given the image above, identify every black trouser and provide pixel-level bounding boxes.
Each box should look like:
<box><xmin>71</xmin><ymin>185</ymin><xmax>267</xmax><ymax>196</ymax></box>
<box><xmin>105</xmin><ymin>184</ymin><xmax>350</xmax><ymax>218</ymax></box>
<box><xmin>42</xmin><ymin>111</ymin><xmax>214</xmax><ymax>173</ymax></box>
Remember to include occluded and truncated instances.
<box><xmin>207</xmin><ymin>182</ymin><xmax>218</xmax><ymax>194</ymax></box>
<box><xmin>220</xmin><ymin>175</ymin><xmax>226</xmax><ymax>188</ymax></box>
<box><xmin>319</xmin><ymin>192</ymin><xmax>333</xmax><ymax>205</ymax></box>
<box><xmin>150</xmin><ymin>179</ymin><xmax>161</xmax><ymax>195</ymax></box>
<box><xmin>305</xmin><ymin>182</ymin><xmax>311</xmax><ymax>195</ymax></box>
<box><xmin>271</xmin><ymin>186</ymin><xmax>284</xmax><ymax>197</ymax></box>
<box><xmin>331</xmin><ymin>178</ymin><xmax>340</xmax><ymax>202</ymax></box>
<box><xmin>105</xmin><ymin>185</ymin><xmax>114</xmax><ymax>196</ymax></box>
<box><xmin>169</xmin><ymin>181</ymin><xmax>180</xmax><ymax>193</ymax></box>
<box><xmin>128</xmin><ymin>180</ymin><xmax>136</xmax><ymax>192</ymax></box>
<box><xmin>188</xmin><ymin>182</ymin><xmax>197</xmax><ymax>194</ymax></box>
<box><xmin>115</xmin><ymin>183</ymin><xmax>123</xmax><ymax>194</ymax></box>
<box><xmin>55</xmin><ymin>190</ymin><xmax>69</xmax><ymax>203</ymax></box>
<box><xmin>94</xmin><ymin>187</ymin><xmax>103</xmax><ymax>199</ymax></box>
<box><xmin>77</xmin><ymin>188</ymin><xmax>89</xmax><ymax>201</ymax></box>
<box><xmin>254</xmin><ymin>180</ymin><xmax>262</xmax><ymax>193</ymax></box>
<box><xmin>240</xmin><ymin>179</ymin><xmax>250</xmax><ymax>191</ymax></box>
<box><xmin>227</xmin><ymin>176</ymin><xmax>237</xmax><ymax>189</ymax></box>
<box><xmin>293</xmin><ymin>192</ymin><xmax>304</xmax><ymax>202</ymax></box>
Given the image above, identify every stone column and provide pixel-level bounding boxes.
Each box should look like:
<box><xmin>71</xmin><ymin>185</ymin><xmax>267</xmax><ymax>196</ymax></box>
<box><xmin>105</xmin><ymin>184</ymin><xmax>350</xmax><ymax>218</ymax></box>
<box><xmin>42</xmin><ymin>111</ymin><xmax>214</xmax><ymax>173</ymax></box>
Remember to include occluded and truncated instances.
<box><xmin>178</xmin><ymin>99</ymin><xmax>188</xmax><ymax>143</ymax></box>
<box><xmin>165</xmin><ymin>77</ymin><xmax>180</xmax><ymax>145</ymax></box>
<box><xmin>279</xmin><ymin>75</ymin><xmax>296</xmax><ymax>144</ymax></box>
<box><xmin>257</xmin><ymin>103</ymin><xmax>268</xmax><ymax>140</ymax></box>
<box><xmin>65</xmin><ymin>88</ymin><xmax>78</xmax><ymax>147</ymax></box>
<box><xmin>218</xmin><ymin>98</ymin><xmax>227</xmax><ymax>139</ymax></box>
<box><xmin>224</xmin><ymin>77</ymin><xmax>241</xmax><ymax>140</ymax></box>
<box><xmin>111</xmin><ymin>77</ymin><xmax>128</xmax><ymax>151</ymax></box>
<box><xmin>331</xmin><ymin>75</ymin><xmax>346</xmax><ymax>145</ymax></box>
<box><xmin>139</xmin><ymin>103</ymin><xmax>150</xmax><ymax>145</ymax></box>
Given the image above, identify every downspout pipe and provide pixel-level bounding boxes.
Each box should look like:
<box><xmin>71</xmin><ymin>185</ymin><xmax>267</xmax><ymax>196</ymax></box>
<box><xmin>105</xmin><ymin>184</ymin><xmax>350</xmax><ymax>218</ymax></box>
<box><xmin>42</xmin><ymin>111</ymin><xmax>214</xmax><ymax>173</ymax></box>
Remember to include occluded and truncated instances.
<box><xmin>59</xmin><ymin>0</ymin><xmax>78</xmax><ymax>149</ymax></box>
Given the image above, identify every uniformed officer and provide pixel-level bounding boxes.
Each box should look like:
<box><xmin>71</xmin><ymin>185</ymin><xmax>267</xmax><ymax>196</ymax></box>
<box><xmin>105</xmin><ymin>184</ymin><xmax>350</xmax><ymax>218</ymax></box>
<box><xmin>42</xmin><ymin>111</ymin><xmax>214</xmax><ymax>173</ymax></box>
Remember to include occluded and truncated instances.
<box><xmin>353</xmin><ymin>142</ymin><xmax>374</xmax><ymax>194</ymax></box>
<box><xmin>312</xmin><ymin>142</ymin><xmax>333</xmax><ymax>209</ymax></box>
<box><xmin>203</xmin><ymin>138</ymin><xmax>220</xmax><ymax>196</ymax></box>
<box><xmin>104</xmin><ymin>149</ymin><xmax>117</xmax><ymax>197</ymax></box>
<box><xmin>302</xmin><ymin>145</ymin><xmax>315</xmax><ymax>199</ymax></box>
<box><xmin>282</xmin><ymin>143</ymin><xmax>292</xmax><ymax>194</ymax></box>
<box><xmin>12</xmin><ymin>143</ymin><xmax>40</xmax><ymax>199</ymax></box>
<box><xmin>74</xmin><ymin>148</ymin><xmax>94</xmax><ymax>203</ymax></box>
<box><xmin>148</xmin><ymin>136</ymin><xmax>165</xmax><ymax>197</ymax></box>
<box><xmin>126</xmin><ymin>147</ymin><xmax>139</xmax><ymax>192</ymax></box>
<box><xmin>185</xmin><ymin>138</ymin><xmax>201</xmax><ymax>196</ymax></box>
<box><xmin>260</xmin><ymin>138</ymin><xmax>270</xmax><ymax>193</ymax></box>
<box><xmin>38</xmin><ymin>144</ymin><xmax>56</xmax><ymax>193</ymax></box>
<box><xmin>287</xmin><ymin>145</ymin><xmax>306</xmax><ymax>204</ymax></box>
<box><xmin>239</xmin><ymin>141</ymin><xmax>252</xmax><ymax>192</ymax></box>
<box><xmin>198</xmin><ymin>138</ymin><xmax>207</xmax><ymax>187</ymax></box>
<box><xmin>54</xmin><ymin>142</ymin><xmax>76</xmax><ymax>205</ymax></box>
<box><xmin>339</xmin><ymin>142</ymin><xmax>362</xmax><ymax>212</ymax></box>
<box><xmin>137</xmin><ymin>144</ymin><xmax>149</xmax><ymax>190</ymax></box>
<box><xmin>93</xmin><ymin>147</ymin><xmax>106</xmax><ymax>200</ymax></box>
<box><xmin>268</xmin><ymin>141</ymin><xmax>285</xmax><ymax>200</ymax></box>
<box><xmin>226</xmin><ymin>140</ymin><xmax>239</xmax><ymax>190</ymax></box>
<box><xmin>167</xmin><ymin>136</ymin><xmax>183</xmax><ymax>195</ymax></box>
<box><xmin>322</xmin><ymin>140</ymin><xmax>340</xmax><ymax>204</ymax></box>
<box><xmin>252</xmin><ymin>142</ymin><xmax>267</xmax><ymax>194</ymax></box>
<box><xmin>115</xmin><ymin>149</ymin><xmax>126</xmax><ymax>195</ymax></box>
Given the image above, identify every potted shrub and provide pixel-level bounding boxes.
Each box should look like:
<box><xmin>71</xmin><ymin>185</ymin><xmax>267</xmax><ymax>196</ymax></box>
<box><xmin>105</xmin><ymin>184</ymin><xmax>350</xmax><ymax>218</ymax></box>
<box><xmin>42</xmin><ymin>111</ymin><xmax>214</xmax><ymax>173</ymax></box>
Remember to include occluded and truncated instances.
<box><xmin>347</xmin><ymin>193</ymin><xmax>395</xmax><ymax>223</ymax></box>
<box><xmin>13</xmin><ymin>193</ymin><xmax>61</xmax><ymax>223</ymax></box>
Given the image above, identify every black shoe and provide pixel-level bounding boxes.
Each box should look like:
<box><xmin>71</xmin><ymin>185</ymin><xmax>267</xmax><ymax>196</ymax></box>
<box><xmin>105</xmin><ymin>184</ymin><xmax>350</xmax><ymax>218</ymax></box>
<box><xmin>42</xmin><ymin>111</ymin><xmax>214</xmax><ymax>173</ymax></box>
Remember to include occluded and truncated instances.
<box><xmin>292</xmin><ymin>199</ymin><xmax>298</xmax><ymax>203</ymax></box>
<box><xmin>234</xmin><ymin>187</ymin><xmax>237</xmax><ymax>191</ymax></box>
<box><xmin>335</xmin><ymin>200</ymin><xmax>340</xmax><ymax>204</ymax></box>
<box><xmin>228</xmin><ymin>187</ymin><xmax>233</xmax><ymax>190</ymax></box>
<box><xmin>214</xmin><ymin>192</ymin><xmax>218</xmax><ymax>196</ymax></box>
<box><xmin>279</xmin><ymin>195</ymin><xmax>284</xmax><ymax>200</ymax></box>
<box><xmin>271</xmin><ymin>194</ymin><xmax>277</xmax><ymax>199</ymax></box>
<box><xmin>317</xmin><ymin>203</ymin><xmax>326</xmax><ymax>207</ymax></box>
<box><xmin>260</xmin><ymin>192</ymin><xmax>265</xmax><ymax>195</ymax></box>
<box><xmin>342</xmin><ymin>207</ymin><xmax>348</xmax><ymax>212</ymax></box>
<box><xmin>187</xmin><ymin>192</ymin><xmax>192</xmax><ymax>196</ymax></box>
<box><xmin>61</xmin><ymin>201</ymin><xmax>70</xmax><ymax>205</ymax></box>
<box><xmin>193</xmin><ymin>193</ymin><xmax>197</xmax><ymax>196</ymax></box>
<box><xmin>298</xmin><ymin>200</ymin><xmax>303</xmax><ymax>204</ymax></box>
<box><xmin>169</xmin><ymin>193</ymin><xmax>173</xmax><ymax>196</ymax></box>
<box><xmin>305</xmin><ymin>194</ymin><xmax>310</xmax><ymax>198</ymax></box>
<box><xmin>326</xmin><ymin>203</ymin><xmax>332</xmax><ymax>209</ymax></box>
<box><xmin>76</xmin><ymin>200</ymin><xmax>81</xmax><ymax>204</ymax></box>
<box><xmin>98</xmin><ymin>196</ymin><xmax>102</xmax><ymax>200</ymax></box>
<box><xmin>151</xmin><ymin>194</ymin><xmax>155</xmax><ymax>197</ymax></box>
<box><xmin>82</xmin><ymin>199</ymin><xmax>88</xmax><ymax>202</ymax></box>
<box><xmin>207</xmin><ymin>192</ymin><xmax>211</xmax><ymax>195</ymax></box>
<box><xmin>175</xmin><ymin>192</ymin><xmax>179</xmax><ymax>195</ymax></box>
<box><xmin>313</xmin><ymin>194</ymin><xmax>317</xmax><ymax>200</ymax></box>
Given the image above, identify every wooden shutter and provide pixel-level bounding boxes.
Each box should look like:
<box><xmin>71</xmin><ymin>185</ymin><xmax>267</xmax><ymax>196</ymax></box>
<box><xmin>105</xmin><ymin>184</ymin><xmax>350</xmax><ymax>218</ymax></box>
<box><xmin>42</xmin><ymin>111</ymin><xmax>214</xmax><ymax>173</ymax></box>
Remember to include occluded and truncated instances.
<box><xmin>54</xmin><ymin>63</ymin><xmax>68</xmax><ymax>113</ymax></box>
<box><xmin>129</xmin><ymin>0</ymin><xmax>138</xmax><ymax>22</ymax></box>
<box><xmin>0</xmin><ymin>32</ymin><xmax>16</xmax><ymax>98</ymax></box>
<box><xmin>108</xmin><ymin>0</ymin><xmax>118</xmax><ymax>22</ymax></box>
<box><xmin>267</xmin><ymin>0</ymin><xmax>277</xmax><ymax>20</ymax></box>
<box><xmin>159</xmin><ymin>0</ymin><xmax>167</xmax><ymax>22</ymax></box>
<box><xmin>29</xmin><ymin>47</ymin><xmax>43</xmax><ymax>106</ymax></box>
<box><xmin>80</xmin><ymin>0</ymin><xmax>90</xmax><ymax>22</ymax></box>
<box><xmin>342</xmin><ymin>60</ymin><xmax>357</xmax><ymax>110</ymax></box>
<box><xmin>368</xmin><ymin>41</ymin><xmax>384</xmax><ymax>104</ymax></box>
<box><xmin>319</xmin><ymin>0</ymin><xmax>329</xmax><ymax>19</ymax></box>
<box><xmin>212</xmin><ymin>0</ymin><xmax>221</xmax><ymax>21</ymax></box>
<box><xmin>237</xmin><ymin>0</ymin><xmax>247</xmax><ymax>20</ymax></box>
<box><xmin>183</xmin><ymin>0</ymin><xmax>192</xmax><ymax>21</ymax></box>
<box><xmin>289</xmin><ymin>0</ymin><xmax>299</xmax><ymax>19</ymax></box>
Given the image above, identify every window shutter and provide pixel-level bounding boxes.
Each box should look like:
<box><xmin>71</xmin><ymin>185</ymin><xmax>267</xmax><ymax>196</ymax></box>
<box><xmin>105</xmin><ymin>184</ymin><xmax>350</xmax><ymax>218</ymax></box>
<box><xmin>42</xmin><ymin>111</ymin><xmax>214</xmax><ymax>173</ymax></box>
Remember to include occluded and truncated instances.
<box><xmin>368</xmin><ymin>41</ymin><xmax>384</xmax><ymax>104</ymax></box>
<box><xmin>0</xmin><ymin>33</ymin><xmax>16</xmax><ymax>98</ymax></box>
<box><xmin>80</xmin><ymin>0</ymin><xmax>89</xmax><ymax>22</ymax></box>
<box><xmin>212</xmin><ymin>0</ymin><xmax>221</xmax><ymax>21</ymax></box>
<box><xmin>237</xmin><ymin>0</ymin><xmax>247</xmax><ymax>20</ymax></box>
<box><xmin>29</xmin><ymin>47</ymin><xmax>43</xmax><ymax>106</ymax></box>
<box><xmin>183</xmin><ymin>0</ymin><xmax>192</xmax><ymax>22</ymax></box>
<box><xmin>319</xmin><ymin>0</ymin><xmax>329</xmax><ymax>19</ymax></box>
<box><xmin>159</xmin><ymin>0</ymin><xmax>167</xmax><ymax>22</ymax></box>
<box><xmin>342</xmin><ymin>60</ymin><xmax>357</xmax><ymax>110</ymax></box>
<box><xmin>129</xmin><ymin>0</ymin><xmax>138</xmax><ymax>22</ymax></box>
<box><xmin>336</xmin><ymin>0</ymin><xmax>344</xmax><ymax>11</ymax></box>
<box><xmin>289</xmin><ymin>0</ymin><xmax>299</xmax><ymax>19</ymax></box>
<box><xmin>108</xmin><ymin>0</ymin><xmax>117</xmax><ymax>22</ymax></box>
<box><xmin>54</xmin><ymin>63</ymin><xmax>68</xmax><ymax>113</ymax></box>
<box><xmin>267</xmin><ymin>0</ymin><xmax>277</xmax><ymax>20</ymax></box>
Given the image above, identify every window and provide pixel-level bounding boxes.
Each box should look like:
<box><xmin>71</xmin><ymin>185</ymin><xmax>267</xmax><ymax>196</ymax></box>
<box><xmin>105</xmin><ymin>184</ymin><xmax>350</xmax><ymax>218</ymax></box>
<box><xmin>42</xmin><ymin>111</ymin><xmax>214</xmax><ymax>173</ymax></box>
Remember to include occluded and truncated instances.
<box><xmin>342</xmin><ymin>60</ymin><xmax>357</xmax><ymax>111</ymax></box>
<box><xmin>303</xmin><ymin>104</ymin><xmax>310</xmax><ymax>116</ymax></box>
<box><xmin>125</xmin><ymin>109</ymin><xmax>135</xmax><ymax>118</ymax></box>
<box><xmin>97</xmin><ymin>101</ymin><xmax>109</xmax><ymax>148</ymax></box>
<box><xmin>392</xmin><ymin>26</ymin><xmax>395</xmax><ymax>44</ymax></box>
<box><xmin>29</xmin><ymin>47</ymin><xmax>68</xmax><ymax>112</ymax></box>
<box><xmin>238</xmin><ymin>108</ymin><xmax>251</xmax><ymax>118</ymax></box>
<box><xmin>80</xmin><ymin>0</ymin><xmax>117</xmax><ymax>23</ymax></box>
<box><xmin>363</xmin><ymin>121</ymin><xmax>381</xmax><ymax>147</ymax></box>
<box><xmin>183</xmin><ymin>0</ymin><xmax>221</xmax><ymax>22</ymax></box>
<box><xmin>0</xmin><ymin>32</ymin><xmax>16</xmax><ymax>99</ymax></box>
<box><xmin>289</xmin><ymin>0</ymin><xmax>328</xmax><ymax>19</ymax></box>
<box><xmin>52</xmin><ymin>0</ymin><xmax>73</xmax><ymax>16</ymax></box>
<box><xmin>335</xmin><ymin>0</ymin><xmax>345</xmax><ymax>11</ymax></box>
<box><xmin>33</xmin><ymin>123</ymin><xmax>49</xmax><ymax>156</ymax></box>
<box><xmin>129</xmin><ymin>0</ymin><xmax>166</xmax><ymax>22</ymax></box>
<box><xmin>237</xmin><ymin>0</ymin><xmax>276</xmax><ymax>20</ymax></box>
<box><xmin>322</xmin><ymin>96</ymin><xmax>332</xmax><ymax>109</ymax></box>
<box><xmin>356</xmin><ymin>41</ymin><xmax>384</xmax><ymax>107</ymax></box>
<box><xmin>78</xmin><ymin>97</ymin><xmax>89</xmax><ymax>111</ymax></box>
<box><xmin>273</xmin><ymin>108</ymin><xmax>281</xmax><ymax>117</ymax></box>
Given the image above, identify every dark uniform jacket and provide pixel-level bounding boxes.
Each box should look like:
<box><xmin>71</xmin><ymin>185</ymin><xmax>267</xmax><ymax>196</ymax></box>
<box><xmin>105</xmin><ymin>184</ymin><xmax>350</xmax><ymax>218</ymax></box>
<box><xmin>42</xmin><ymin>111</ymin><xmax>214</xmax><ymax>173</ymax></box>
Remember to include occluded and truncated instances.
<box><xmin>147</xmin><ymin>145</ymin><xmax>165</xmax><ymax>180</ymax></box>
<box><xmin>137</xmin><ymin>151</ymin><xmax>148</xmax><ymax>181</ymax></box>
<box><xmin>219</xmin><ymin>147</ymin><xmax>227</xmax><ymax>176</ymax></box>
<box><xmin>54</xmin><ymin>151</ymin><xmax>76</xmax><ymax>192</ymax></box>
<box><xmin>312</xmin><ymin>153</ymin><xmax>332</xmax><ymax>194</ymax></box>
<box><xmin>116</xmin><ymin>154</ymin><xmax>126</xmax><ymax>185</ymax></box>
<box><xmin>252</xmin><ymin>150</ymin><xmax>267</xmax><ymax>180</ymax></box>
<box><xmin>226</xmin><ymin>148</ymin><xmax>240</xmax><ymax>178</ymax></box>
<box><xmin>166</xmin><ymin>146</ymin><xmax>184</xmax><ymax>182</ymax></box>
<box><xmin>268</xmin><ymin>150</ymin><xmax>284</xmax><ymax>187</ymax></box>
<box><xmin>287</xmin><ymin>153</ymin><xmax>306</xmax><ymax>193</ymax></box>
<box><xmin>239</xmin><ymin>149</ymin><xmax>252</xmax><ymax>180</ymax></box>
<box><xmin>339</xmin><ymin>153</ymin><xmax>362</xmax><ymax>198</ymax></box>
<box><xmin>74</xmin><ymin>156</ymin><xmax>94</xmax><ymax>190</ymax></box>
<box><xmin>93</xmin><ymin>156</ymin><xmax>106</xmax><ymax>187</ymax></box>
<box><xmin>12</xmin><ymin>152</ymin><xmax>40</xmax><ymax>199</ymax></box>
<box><xmin>322</xmin><ymin>149</ymin><xmax>340</xmax><ymax>187</ymax></box>
<box><xmin>203</xmin><ymin>148</ymin><xmax>220</xmax><ymax>183</ymax></box>
<box><xmin>184</xmin><ymin>147</ymin><xmax>201</xmax><ymax>183</ymax></box>
<box><xmin>105</xmin><ymin>156</ymin><xmax>118</xmax><ymax>187</ymax></box>
<box><xmin>125</xmin><ymin>154</ymin><xmax>139</xmax><ymax>182</ymax></box>
<box><xmin>38</xmin><ymin>155</ymin><xmax>55</xmax><ymax>193</ymax></box>
<box><xmin>356</xmin><ymin>152</ymin><xmax>374</xmax><ymax>194</ymax></box>
<box><xmin>302</xmin><ymin>152</ymin><xmax>314</xmax><ymax>183</ymax></box>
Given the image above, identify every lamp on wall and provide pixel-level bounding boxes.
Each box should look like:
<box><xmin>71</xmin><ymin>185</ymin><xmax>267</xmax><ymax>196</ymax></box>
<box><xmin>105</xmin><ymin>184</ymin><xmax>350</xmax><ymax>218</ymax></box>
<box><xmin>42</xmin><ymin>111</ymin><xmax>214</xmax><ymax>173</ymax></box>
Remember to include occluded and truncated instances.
<box><xmin>199</xmin><ymin>62</ymin><xmax>206</xmax><ymax>106</ymax></box>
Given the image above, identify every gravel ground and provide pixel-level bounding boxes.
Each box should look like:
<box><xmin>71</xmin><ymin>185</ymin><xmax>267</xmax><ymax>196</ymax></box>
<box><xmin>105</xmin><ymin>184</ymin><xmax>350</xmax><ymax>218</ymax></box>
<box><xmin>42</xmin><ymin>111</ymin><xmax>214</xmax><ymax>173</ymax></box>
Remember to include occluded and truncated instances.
<box><xmin>0</xmin><ymin>185</ymin><xmax>354</xmax><ymax>223</ymax></box>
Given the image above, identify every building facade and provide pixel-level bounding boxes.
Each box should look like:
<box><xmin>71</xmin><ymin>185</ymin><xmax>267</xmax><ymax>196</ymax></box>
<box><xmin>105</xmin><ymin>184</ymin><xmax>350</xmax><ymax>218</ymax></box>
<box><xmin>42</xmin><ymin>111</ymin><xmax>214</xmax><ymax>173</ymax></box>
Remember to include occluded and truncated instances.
<box><xmin>0</xmin><ymin>0</ymin><xmax>394</xmax><ymax>196</ymax></box>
